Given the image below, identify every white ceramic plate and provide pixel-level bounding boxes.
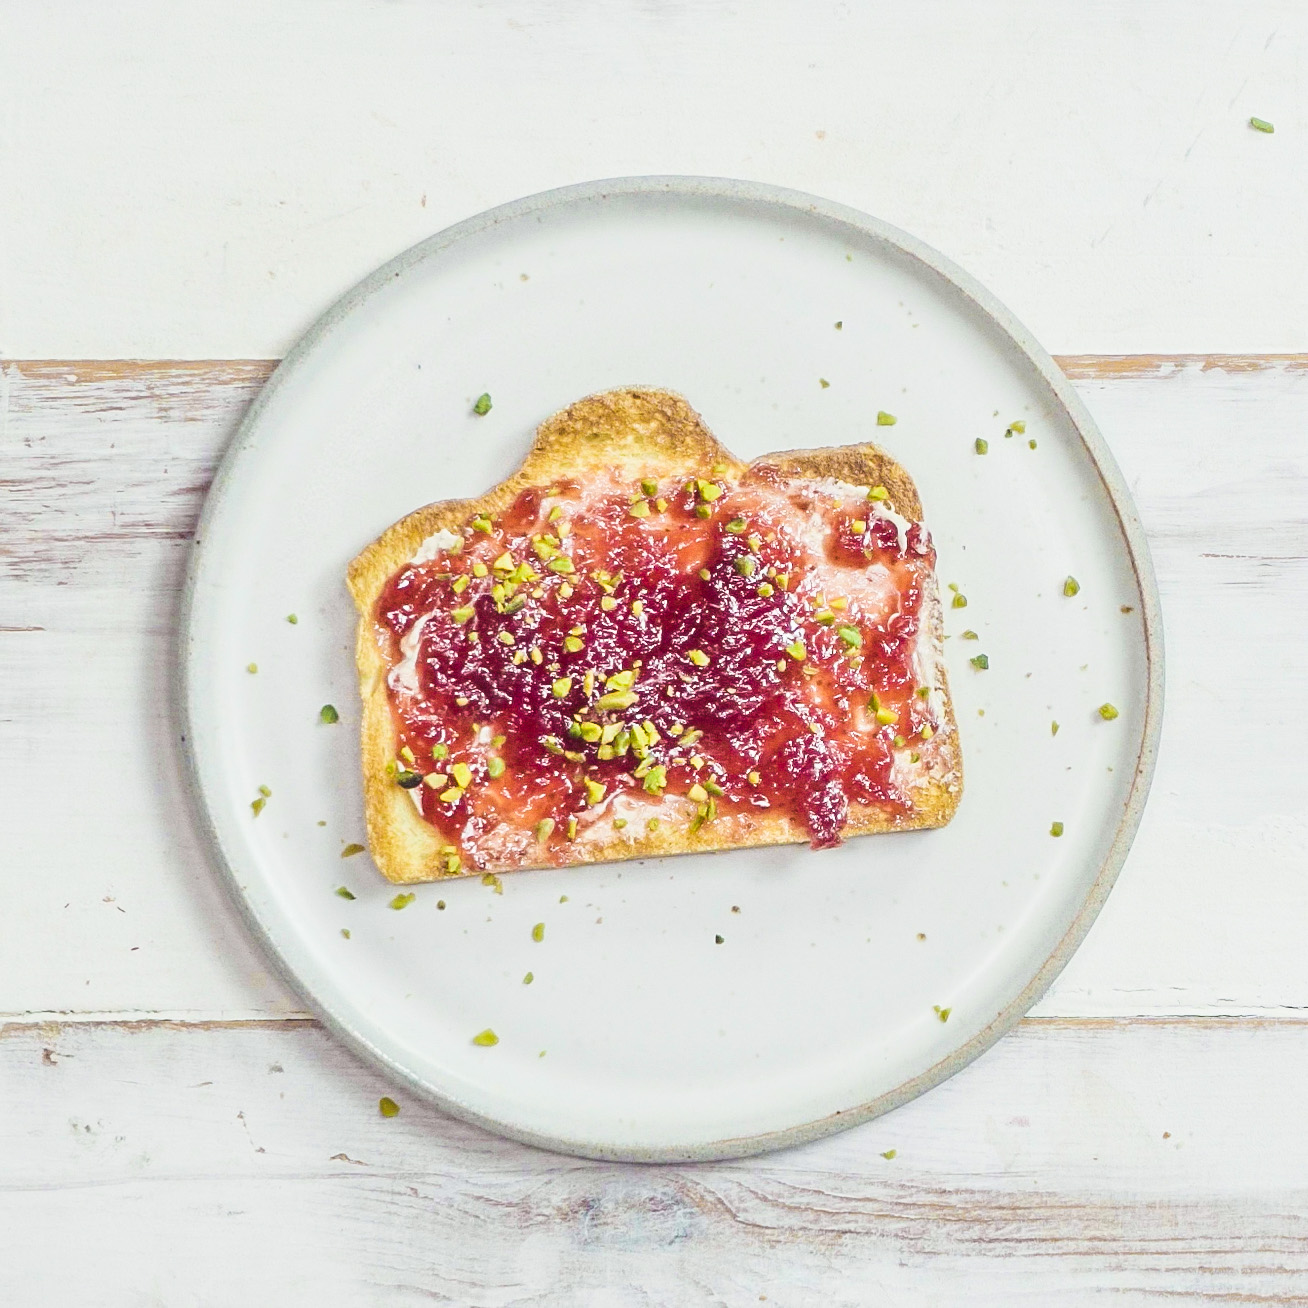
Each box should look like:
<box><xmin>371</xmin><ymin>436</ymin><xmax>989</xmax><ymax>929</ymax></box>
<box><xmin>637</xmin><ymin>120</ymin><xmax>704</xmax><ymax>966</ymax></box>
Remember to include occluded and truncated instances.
<box><xmin>182</xmin><ymin>178</ymin><xmax>1162</xmax><ymax>1161</ymax></box>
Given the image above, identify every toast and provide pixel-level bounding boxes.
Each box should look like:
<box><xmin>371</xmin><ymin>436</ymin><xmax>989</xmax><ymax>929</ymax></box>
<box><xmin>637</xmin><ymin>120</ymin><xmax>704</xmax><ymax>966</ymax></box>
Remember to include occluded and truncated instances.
<box><xmin>347</xmin><ymin>388</ymin><xmax>961</xmax><ymax>883</ymax></box>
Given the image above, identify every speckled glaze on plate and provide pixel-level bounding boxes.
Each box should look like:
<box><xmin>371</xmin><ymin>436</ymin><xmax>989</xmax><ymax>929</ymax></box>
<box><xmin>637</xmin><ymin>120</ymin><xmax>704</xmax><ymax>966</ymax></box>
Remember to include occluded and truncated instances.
<box><xmin>180</xmin><ymin>177</ymin><xmax>1163</xmax><ymax>1161</ymax></box>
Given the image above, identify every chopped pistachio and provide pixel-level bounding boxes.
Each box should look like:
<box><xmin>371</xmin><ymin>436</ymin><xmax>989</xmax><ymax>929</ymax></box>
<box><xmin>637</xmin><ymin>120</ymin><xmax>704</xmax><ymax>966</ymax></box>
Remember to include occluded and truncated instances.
<box><xmin>471</xmin><ymin>1028</ymin><xmax>499</xmax><ymax>1046</ymax></box>
<box><xmin>747</xmin><ymin>533</ymin><xmax>762</xmax><ymax>553</ymax></box>
<box><xmin>542</xmin><ymin>736</ymin><xmax>564</xmax><ymax>755</ymax></box>
<box><xmin>563</xmin><ymin>635</ymin><xmax>584</xmax><ymax>653</ymax></box>
<box><xmin>286</xmin><ymin>613</ymin><xmax>298</xmax><ymax>624</ymax></box>
<box><xmin>920</xmin><ymin>724</ymin><xmax>935</xmax><ymax>741</ymax></box>
<box><xmin>917</xmin><ymin>686</ymin><xmax>931</xmax><ymax>698</ymax></box>
<box><xmin>379</xmin><ymin>1096</ymin><xmax>400</xmax><ymax>1117</ymax></box>
<box><xmin>530</xmin><ymin>647</ymin><xmax>544</xmax><ymax>665</ymax></box>
<box><xmin>600</xmin><ymin>595</ymin><xmax>617</xmax><ymax>611</ymax></box>
<box><xmin>422</xmin><ymin>772</ymin><xmax>447</xmax><ymax>789</ymax></box>
<box><xmin>961</xmin><ymin>630</ymin><xmax>978</xmax><ymax>640</ymax></box>
<box><xmin>881</xmin><ymin>1149</ymin><xmax>897</xmax><ymax>1160</ymax></box>
<box><xmin>1028</xmin><ymin>438</ymin><xmax>1038</xmax><ymax>449</ymax></box>
<box><xmin>471</xmin><ymin>515</ymin><xmax>493</xmax><ymax>533</ymax></box>
<box><xmin>451</xmin><ymin>604</ymin><xmax>475</xmax><ymax>625</ymax></box>
<box><xmin>595</xmin><ymin>690</ymin><xmax>637</xmax><ymax>711</ymax></box>
<box><xmin>874</xmin><ymin>707</ymin><xmax>899</xmax><ymax>727</ymax></box>
<box><xmin>451</xmin><ymin>574</ymin><xmax>469</xmax><ymax>594</ymax></box>
<box><xmin>698</xmin><ymin>568</ymin><xmax>711</xmax><ymax>580</ymax></box>
<box><xmin>389</xmin><ymin>892</ymin><xmax>416</xmax><ymax>910</ymax></box>
<box><xmin>341</xmin><ymin>928</ymin><xmax>350</xmax><ymax>938</ymax></box>
<box><xmin>396</xmin><ymin>770</ymin><xmax>422</xmax><ymax>788</ymax></box>
<box><xmin>1051</xmin><ymin>721</ymin><xmax>1060</xmax><ymax>736</ymax></box>
<box><xmin>1250</xmin><ymin>116</ymin><xmax>1275</xmax><ymax>133</ymax></box>
<box><xmin>643</xmin><ymin>765</ymin><xmax>667</xmax><ymax>795</ymax></box>
<box><xmin>566</xmin><ymin>816</ymin><xmax>578</xmax><ymax>840</ymax></box>
<box><xmin>695</xmin><ymin>504</ymin><xmax>712</xmax><ymax>519</ymax></box>
<box><xmin>775</xmin><ymin>572</ymin><xmax>789</xmax><ymax>589</ymax></box>
<box><xmin>445</xmin><ymin>851</ymin><xmax>463</xmax><ymax>875</ymax></box>
<box><xmin>975</xmin><ymin>437</ymin><xmax>989</xmax><ymax>455</ymax></box>
<box><xmin>1063</xmin><ymin>576</ymin><xmax>1080</xmax><ymax>597</ymax></box>
<box><xmin>612</xmin><ymin>818</ymin><xmax>628</xmax><ymax>831</ymax></box>
<box><xmin>1050</xmin><ymin>821</ymin><xmax>1065</xmax><ymax>837</ymax></box>
<box><xmin>432</xmin><ymin>743</ymin><xmax>448</xmax><ymax>760</ymax></box>
<box><xmin>734</xmin><ymin>555</ymin><xmax>757</xmax><ymax>577</ymax></box>
<box><xmin>532</xmin><ymin>922</ymin><xmax>545</xmax><ymax>942</ymax></box>
<box><xmin>450</xmin><ymin>762</ymin><xmax>473</xmax><ymax>788</ymax></box>
<box><xmin>628</xmin><ymin>500</ymin><xmax>651</xmax><ymax>519</ymax></box>
<box><xmin>837</xmin><ymin>625</ymin><xmax>862</xmax><ymax>648</ymax></box>
<box><xmin>492</xmin><ymin>552</ymin><xmax>514</xmax><ymax>573</ymax></box>
<box><xmin>547</xmin><ymin>557</ymin><xmax>575</xmax><ymax>574</ymax></box>
<box><xmin>1009</xmin><ymin>420</ymin><xmax>1026</xmax><ymax>434</ymax></box>
<box><xmin>970</xmin><ymin>654</ymin><xmax>989</xmax><ymax>670</ymax></box>
<box><xmin>876</xmin><ymin>411</ymin><xmax>896</xmax><ymax>426</ymax></box>
<box><xmin>399</xmin><ymin>745</ymin><xmax>415</xmax><ymax>765</ymax></box>
<box><xmin>340</xmin><ymin>843</ymin><xmax>366</xmax><ymax>860</ymax></box>
<box><xmin>335</xmin><ymin>885</ymin><xmax>356</xmax><ymax>899</ymax></box>
<box><xmin>951</xmin><ymin>593</ymin><xmax>968</xmax><ymax>609</ymax></box>
<box><xmin>785</xmin><ymin>640</ymin><xmax>806</xmax><ymax>662</ymax></box>
<box><xmin>535</xmin><ymin>817</ymin><xmax>555</xmax><ymax>843</ymax></box>
<box><xmin>867</xmin><ymin>486</ymin><xmax>889</xmax><ymax>502</ymax></box>
<box><xmin>584</xmin><ymin>779</ymin><xmax>606</xmax><ymax>806</ymax></box>
<box><xmin>1098</xmin><ymin>702</ymin><xmax>1120</xmax><ymax>720</ymax></box>
<box><xmin>933</xmin><ymin>1005</ymin><xmax>951</xmax><ymax>1022</ymax></box>
<box><xmin>246</xmin><ymin>662</ymin><xmax>258</xmax><ymax>674</ymax></box>
<box><xmin>655</xmin><ymin>498</ymin><xmax>668</xmax><ymax>512</ymax></box>
<box><xmin>439</xmin><ymin>786</ymin><xmax>463</xmax><ymax>804</ymax></box>
<box><xmin>487</xmin><ymin>756</ymin><xmax>506</xmax><ymax>779</ymax></box>
<box><xmin>687</xmin><ymin>649</ymin><xmax>710</xmax><ymax>667</ymax></box>
<box><xmin>481</xmin><ymin>871</ymin><xmax>502</xmax><ymax>893</ymax></box>
<box><xmin>696</xmin><ymin>479</ymin><xmax>722</xmax><ymax>502</ymax></box>
<box><xmin>893</xmin><ymin>734</ymin><xmax>906</xmax><ymax>748</ymax></box>
<box><xmin>703</xmin><ymin>777</ymin><xmax>724</xmax><ymax>797</ymax></box>
<box><xmin>756</xmin><ymin>582</ymin><xmax>774</xmax><ymax>597</ymax></box>
<box><xmin>687</xmin><ymin>782</ymin><xmax>709</xmax><ymax>803</ymax></box>
<box><xmin>472</xmin><ymin>561</ymin><xmax>488</xmax><ymax>578</ymax></box>
<box><xmin>552</xmin><ymin>677</ymin><xmax>572</xmax><ymax>698</ymax></box>
<box><xmin>473</xmin><ymin>392</ymin><xmax>492</xmax><ymax>415</ymax></box>
<box><xmin>631</xmin><ymin>600</ymin><xmax>645</xmax><ymax>617</ymax></box>
<box><xmin>819</xmin><ymin>378</ymin><xmax>830</xmax><ymax>389</ymax></box>
<box><xmin>725</xmin><ymin>517</ymin><xmax>748</xmax><ymax>535</ymax></box>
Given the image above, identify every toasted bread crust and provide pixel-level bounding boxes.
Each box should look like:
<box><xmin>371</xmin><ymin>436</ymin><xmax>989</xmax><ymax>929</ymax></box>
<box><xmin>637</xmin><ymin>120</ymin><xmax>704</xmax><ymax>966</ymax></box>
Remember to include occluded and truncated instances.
<box><xmin>349</xmin><ymin>388</ymin><xmax>961</xmax><ymax>883</ymax></box>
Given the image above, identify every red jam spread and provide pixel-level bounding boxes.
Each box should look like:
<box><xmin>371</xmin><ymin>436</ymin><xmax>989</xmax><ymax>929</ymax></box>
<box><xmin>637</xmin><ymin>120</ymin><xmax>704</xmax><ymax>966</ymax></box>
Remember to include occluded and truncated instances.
<box><xmin>375</xmin><ymin>465</ymin><xmax>942</xmax><ymax>868</ymax></box>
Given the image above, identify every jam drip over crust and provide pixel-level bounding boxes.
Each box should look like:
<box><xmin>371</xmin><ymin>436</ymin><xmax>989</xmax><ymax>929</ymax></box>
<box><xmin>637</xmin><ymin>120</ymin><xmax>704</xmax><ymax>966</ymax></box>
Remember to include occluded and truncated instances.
<box><xmin>376</xmin><ymin>466</ymin><xmax>941</xmax><ymax>867</ymax></box>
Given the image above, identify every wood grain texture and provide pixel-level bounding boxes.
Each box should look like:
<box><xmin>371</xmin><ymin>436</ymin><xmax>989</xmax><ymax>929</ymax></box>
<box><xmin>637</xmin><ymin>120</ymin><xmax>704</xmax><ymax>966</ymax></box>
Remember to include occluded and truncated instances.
<box><xmin>2</xmin><ymin>2</ymin><xmax>1306</xmax><ymax>356</ymax></box>
<box><xmin>2</xmin><ymin>1017</ymin><xmax>1307</xmax><ymax>1304</ymax></box>
<box><xmin>2</xmin><ymin>357</ymin><xmax>1307</xmax><ymax>1020</ymax></box>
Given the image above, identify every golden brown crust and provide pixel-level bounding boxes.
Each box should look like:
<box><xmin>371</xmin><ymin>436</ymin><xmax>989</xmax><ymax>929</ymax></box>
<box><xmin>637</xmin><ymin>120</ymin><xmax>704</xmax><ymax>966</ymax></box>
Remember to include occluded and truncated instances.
<box><xmin>349</xmin><ymin>387</ymin><xmax>961</xmax><ymax>883</ymax></box>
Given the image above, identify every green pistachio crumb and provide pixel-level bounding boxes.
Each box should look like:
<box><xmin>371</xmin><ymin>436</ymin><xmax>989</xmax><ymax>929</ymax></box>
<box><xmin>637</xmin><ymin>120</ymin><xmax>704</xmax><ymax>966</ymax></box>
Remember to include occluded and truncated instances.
<box><xmin>1051</xmin><ymin>720</ymin><xmax>1060</xmax><ymax>735</ymax></box>
<box><xmin>471</xmin><ymin>1028</ymin><xmax>499</xmax><ymax>1046</ymax></box>
<box><xmin>250</xmin><ymin>796</ymin><xmax>266</xmax><ymax>816</ymax></box>
<box><xmin>1098</xmin><ymin>702</ymin><xmax>1120</xmax><ymax>720</ymax></box>
<box><xmin>389</xmin><ymin>892</ymin><xmax>415</xmax><ymax>910</ymax></box>
<box><xmin>552</xmin><ymin>677</ymin><xmax>572</xmax><ymax>699</ymax></box>
<box><xmin>643</xmin><ymin>765</ymin><xmax>667</xmax><ymax>796</ymax></box>
<box><xmin>785</xmin><ymin>640</ymin><xmax>806</xmax><ymax>662</ymax></box>
<box><xmin>532</xmin><ymin>922</ymin><xmax>545</xmax><ymax>942</ymax></box>
<box><xmin>698</xmin><ymin>567</ymin><xmax>711</xmax><ymax>580</ymax></box>
<box><xmin>687</xmin><ymin>649</ymin><xmax>710</xmax><ymax>667</ymax></box>
<box><xmin>1010</xmin><ymin>420</ymin><xmax>1026</xmax><ymax>434</ymax></box>
<box><xmin>696</xmin><ymin>479</ymin><xmax>722</xmax><ymax>502</ymax></box>
<box><xmin>975</xmin><ymin>437</ymin><xmax>988</xmax><ymax>455</ymax></box>
<box><xmin>286</xmin><ymin>613</ymin><xmax>298</xmax><ymax>624</ymax></box>
<box><xmin>695</xmin><ymin>504</ymin><xmax>712</xmax><ymax>519</ymax></box>
<box><xmin>535</xmin><ymin>818</ymin><xmax>555</xmax><ymax>843</ymax></box>
<box><xmin>436</xmin><ymin>900</ymin><xmax>446</xmax><ymax>910</ymax></box>
<box><xmin>850</xmin><ymin>519</ymin><xmax>867</xmax><ymax>533</ymax></box>
<box><xmin>881</xmin><ymin>1149</ymin><xmax>897</xmax><ymax>1159</ymax></box>
<box><xmin>246</xmin><ymin>662</ymin><xmax>258</xmax><ymax>673</ymax></box>
<box><xmin>818</xmin><ymin>378</ymin><xmax>830</xmax><ymax>389</ymax></box>
<box><xmin>747</xmin><ymin>770</ymin><xmax>761</xmax><ymax>786</ymax></box>
<box><xmin>970</xmin><ymin>654</ymin><xmax>989</xmax><ymax>670</ymax></box>
<box><xmin>547</xmin><ymin>557</ymin><xmax>575</xmax><ymax>574</ymax></box>
<box><xmin>612</xmin><ymin>818</ymin><xmax>628</xmax><ymax>830</ymax></box>
<box><xmin>566</xmin><ymin>816</ymin><xmax>578</xmax><ymax>840</ymax></box>
<box><xmin>523</xmin><ymin>971</ymin><xmax>534</xmax><ymax>984</ymax></box>
<box><xmin>631</xmin><ymin>600</ymin><xmax>644</xmax><ymax>616</ymax></box>
<box><xmin>563</xmin><ymin>635</ymin><xmax>584</xmax><ymax>653</ymax></box>
<box><xmin>340</xmin><ymin>844</ymin><xmax>366</xmax><ymax>859</ymax></box>
<box><xmin>600</xmin><ymin>595</ymin><xmax>617</xmax><ymax>611</ymax></box>
<box><xmin>1250</xmin><ymin>116</ymin><xmax>1275</xmax><ymax>133</ymax></box>
<box><xmin>481</xmin><ymin>872</ymin><xmax>502</xmax><ymax>893</ymax></box>
<box><xmin>867</xmin><ymin>485</ymin><xmax>889</xmax><ymax>501</ymax></box>
<box><xmin>473</xmin><ymin>392</ymin><xmax>492</xmax><ymax>416</ymax></box>
<box><xmin>341</xmin><ymin>928</ymin><xmax>350</xmax><ymax>938</ymax></box>
<box><xmin>258</xmin><ymin>784</ymin><xmax>272</xmax><ymax>798</ymax></box>
<box><xmin>734</xmin><ymin>555</ymin><xmax>757</xmax><ymax>577</ymax></box>
<box><xmin>450</xmin><ymin>762</ymin><xmax>473</xmax><ymax>788</ymax></box>
<box><xmin>757</xmin><ymin>582</ymin><xmax>774</xmax><ymax>597</ymax></box>
<box><xmin>628</xmin><ymin>500</ymin><xmax>650</xmax><ymax>519</ymax></box>
<box><xmin>335</xmin><ymin>886</ymin><xmax>356</xmax><ymax>899</ymax></box>
<box><xmin>1050</xmin><ymin>821</ymin><xmax>1065</xmax><ymax>837</ymax></box>
<box><xmin>876</xmin><ymin>411</ymin><xmax>896</xmax><ymax>426</ymax></box>
<box><xmin>933</xmin><ymin>1005</ymin><xmax>951</xmax><ymax>1022</ymax></box>
<box><xmin>951</xmin><ymin>593</ymin><xmax>968</xmax><ymax>609</ymax></box>
<box><xmin>837</xmin><ymin>625</ymin><xmax>862</xmax><ymax>648</ymax></box>
<box><xmin>1063</xmin><ymin>576</ymin><xmax>1080</xmax><ymax>597</ymax></box>
<box><xmin>726</xmin><ymin>517</ymin><xmax>748</xmax><ymax>534</ymax></box>
<box><xmin>379</xmin><ymin>1096</ymin><xmax>400</xmax><ymax>1117</ymax></box>
<box><xmin>584</xmin><ymin>779</ymin><xmax>606</xmax><ymax>806</ymax></box>
<box><xmin>487</xmin><ymin>756</ymin><xmax>505</xmax><ymax>779</ymax></box>
<box><xmin>595</xmin><ymin>690</ymin><xmax>637</xmax><ymax>711</ymax></box>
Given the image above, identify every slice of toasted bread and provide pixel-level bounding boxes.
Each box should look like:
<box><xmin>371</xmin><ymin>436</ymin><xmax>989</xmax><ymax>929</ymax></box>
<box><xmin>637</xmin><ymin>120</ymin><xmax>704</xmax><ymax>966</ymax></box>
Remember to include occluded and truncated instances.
<box><xmin>348</xmin><ymin>388</ymin><xmax>961</xmax><ymax>883</ymax></box>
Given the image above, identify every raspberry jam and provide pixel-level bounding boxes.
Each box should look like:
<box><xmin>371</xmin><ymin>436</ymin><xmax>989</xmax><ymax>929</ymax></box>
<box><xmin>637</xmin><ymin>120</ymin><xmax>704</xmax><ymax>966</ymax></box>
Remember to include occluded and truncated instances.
<box><xmin>375</xmin><ymin>466</ymin><xmax>942</xmax><ymax>868</ymax></box>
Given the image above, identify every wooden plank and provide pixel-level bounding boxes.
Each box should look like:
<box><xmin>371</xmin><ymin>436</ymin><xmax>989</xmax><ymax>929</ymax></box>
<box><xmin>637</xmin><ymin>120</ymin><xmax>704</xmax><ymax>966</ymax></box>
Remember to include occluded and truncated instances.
<box><xmin>2</xmin><ymin>2</ymin><xmax>1306</xmax><ymax>357</ymax></box>
<box><xmin>1</xmin><ymin>358</ymin><xmax>1306</xmax><ymax>1020</ymax></box>
<box><xmin>1</xmin><ymin>1016</ymin><xmax>1306</xmax><ymax>1304</ymax></box>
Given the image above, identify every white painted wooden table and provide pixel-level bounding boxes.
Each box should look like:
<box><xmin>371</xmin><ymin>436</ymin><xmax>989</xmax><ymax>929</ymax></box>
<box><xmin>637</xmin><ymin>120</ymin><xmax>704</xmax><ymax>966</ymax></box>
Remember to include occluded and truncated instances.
<box><xmin>3</xmin><ymin>5</ymin><xmax>1306</xmax><ymax>1302</ymax></box>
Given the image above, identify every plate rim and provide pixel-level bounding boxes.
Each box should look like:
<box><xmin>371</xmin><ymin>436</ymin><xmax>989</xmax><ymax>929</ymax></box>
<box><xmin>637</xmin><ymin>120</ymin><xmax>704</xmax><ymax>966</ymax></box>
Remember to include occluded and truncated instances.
<box><xmin>177</xmin><ymin>174</ymin><xmax>1165</xmax><ymax>1162</ymax></box>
